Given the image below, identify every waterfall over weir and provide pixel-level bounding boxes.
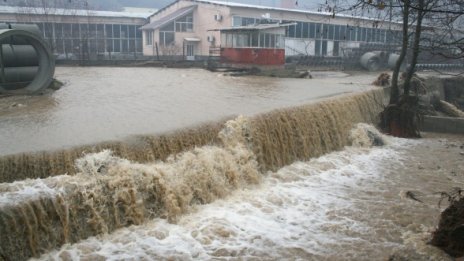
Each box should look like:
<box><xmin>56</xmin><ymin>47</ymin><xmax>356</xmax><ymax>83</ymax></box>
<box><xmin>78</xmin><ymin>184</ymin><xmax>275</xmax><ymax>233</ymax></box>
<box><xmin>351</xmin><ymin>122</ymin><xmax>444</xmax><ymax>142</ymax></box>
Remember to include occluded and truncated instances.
<box><xmin>0</xmin><ymin>89</ymin><xmax>386</xmax><ymax>260</ymax></box>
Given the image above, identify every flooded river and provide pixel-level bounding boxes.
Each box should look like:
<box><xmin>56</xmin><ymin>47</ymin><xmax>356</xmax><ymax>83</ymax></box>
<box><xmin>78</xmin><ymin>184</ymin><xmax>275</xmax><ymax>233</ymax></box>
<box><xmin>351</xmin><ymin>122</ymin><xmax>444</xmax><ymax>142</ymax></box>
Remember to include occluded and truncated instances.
<box><xmin>0</xmin><ymin>67</ymin><xmax>373</xmax><ymax>155</ymax></box>
<box><xmin>0</xmin><ymin>67</ymin><xmax>461</xmax><ymax>261</ymax></box>
<box><xmin>31</xmin><ymin>131</ymin><xmax>464</xmax><ymax>261</ymax></box>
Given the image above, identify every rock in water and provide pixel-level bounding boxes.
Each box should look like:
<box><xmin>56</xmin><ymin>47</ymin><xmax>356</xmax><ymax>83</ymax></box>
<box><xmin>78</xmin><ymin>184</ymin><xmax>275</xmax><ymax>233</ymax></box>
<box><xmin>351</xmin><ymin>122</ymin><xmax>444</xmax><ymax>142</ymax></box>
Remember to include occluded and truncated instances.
<box><xmin>431</xmin><ymin>197</ymin><xmax>464</xmax><ymax>258</ymax></box>
<box><xmin>349</xmin><ymin>123</ymin><xmax>387</xmax><ymax>147</ymax></box>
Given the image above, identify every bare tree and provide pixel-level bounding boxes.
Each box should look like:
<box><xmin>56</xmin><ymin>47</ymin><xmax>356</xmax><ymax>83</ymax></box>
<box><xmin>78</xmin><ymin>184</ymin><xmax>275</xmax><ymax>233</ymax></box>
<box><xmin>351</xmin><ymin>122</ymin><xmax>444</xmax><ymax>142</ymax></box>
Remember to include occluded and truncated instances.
<box><xmin>330</xmin><ymin>0</ymin><xmax>464</xmax><ymax>137</ymax></box>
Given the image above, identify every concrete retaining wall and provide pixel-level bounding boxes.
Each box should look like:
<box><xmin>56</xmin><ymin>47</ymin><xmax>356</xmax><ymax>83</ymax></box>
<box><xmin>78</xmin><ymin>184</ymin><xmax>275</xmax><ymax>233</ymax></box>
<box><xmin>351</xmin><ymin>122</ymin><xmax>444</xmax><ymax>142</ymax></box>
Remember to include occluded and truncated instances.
<box><xmin>421</xmin><ymin>116</ymin><xmax>464</xmax><ymax>134</ymax></box>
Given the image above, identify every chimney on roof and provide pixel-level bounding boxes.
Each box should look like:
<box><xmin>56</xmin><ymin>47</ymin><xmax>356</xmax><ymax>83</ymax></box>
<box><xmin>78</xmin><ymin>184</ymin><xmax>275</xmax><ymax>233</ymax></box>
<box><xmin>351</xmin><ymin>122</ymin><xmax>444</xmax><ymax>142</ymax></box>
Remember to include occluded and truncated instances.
<box><xmin>281</xmin><ymin>0</ymin><xmax>296</xmax><ymax>9</ymax></box>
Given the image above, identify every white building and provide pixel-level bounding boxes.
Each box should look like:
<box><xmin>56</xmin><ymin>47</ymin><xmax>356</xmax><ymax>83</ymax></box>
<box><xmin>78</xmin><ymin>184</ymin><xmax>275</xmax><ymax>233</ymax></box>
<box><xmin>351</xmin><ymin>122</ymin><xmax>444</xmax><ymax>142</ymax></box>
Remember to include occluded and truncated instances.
<box><xmin>141</xmin><ymin>0</ymin><xmax>402</xmax><ymax>60</ymax></box>
<box><xmin>0</xmin><ymin>5</ymin><xmax>151</xmax><ymax>60</ymax></box>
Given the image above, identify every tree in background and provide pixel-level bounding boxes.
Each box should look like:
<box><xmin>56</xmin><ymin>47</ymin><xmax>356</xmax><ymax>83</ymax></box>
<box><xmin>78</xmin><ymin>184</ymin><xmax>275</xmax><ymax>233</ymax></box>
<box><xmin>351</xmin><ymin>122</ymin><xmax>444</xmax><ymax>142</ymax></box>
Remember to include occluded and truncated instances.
<box><xmin>329</xmin><ymin>0</ymin><xmax>464</xmax><ymax>137</ymax></box>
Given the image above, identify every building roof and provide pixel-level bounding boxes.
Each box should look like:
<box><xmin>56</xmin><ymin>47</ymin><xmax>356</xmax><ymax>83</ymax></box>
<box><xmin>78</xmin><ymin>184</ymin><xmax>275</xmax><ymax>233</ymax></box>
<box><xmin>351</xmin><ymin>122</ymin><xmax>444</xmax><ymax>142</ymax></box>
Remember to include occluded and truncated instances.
<box><xmin>151</xmin><ymin>0</ymin><xmax>398</xmax><ymax>25</ymax></box>
<box><xmin>0</xmin><ymin>5</ymin><xmax>151</xmax><ymax>19</ymax></box>
<box><xmin>141</xmin><ymin>5</ymin><xmax>197</xmax><ymax>30</ymax></box>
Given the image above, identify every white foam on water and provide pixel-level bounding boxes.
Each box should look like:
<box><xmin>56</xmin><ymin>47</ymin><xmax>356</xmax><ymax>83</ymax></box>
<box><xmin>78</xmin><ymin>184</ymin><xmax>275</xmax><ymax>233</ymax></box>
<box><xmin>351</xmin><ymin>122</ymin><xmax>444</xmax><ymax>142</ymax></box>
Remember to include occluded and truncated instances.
<box><xmin>35</xmin><ymin>136</ymin><xmax>451</xmax><ymax>261</ymax></box>
<box><xmin>0</xmin><ymin>177</ymin><xmax>66</xmax><ymax>207</ymax></box>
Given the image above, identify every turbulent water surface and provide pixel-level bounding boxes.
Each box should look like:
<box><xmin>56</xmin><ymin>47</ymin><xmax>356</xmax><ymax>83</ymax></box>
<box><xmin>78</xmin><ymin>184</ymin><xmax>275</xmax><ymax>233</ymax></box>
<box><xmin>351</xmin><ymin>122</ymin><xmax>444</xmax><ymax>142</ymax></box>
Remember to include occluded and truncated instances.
<box><xmin>31</xmin><ymin>132</ymin><xmax>464</xmax><ymax>261</ymax></box>
<box><xmin>1</xmin><ymin>67</ymin><xmax>461</xmax><ymax>261</ymax></box>
<box><xmin>0</xmin><ymin>67</ymin><xmax>373</xmax><ymax>155</ymax></box>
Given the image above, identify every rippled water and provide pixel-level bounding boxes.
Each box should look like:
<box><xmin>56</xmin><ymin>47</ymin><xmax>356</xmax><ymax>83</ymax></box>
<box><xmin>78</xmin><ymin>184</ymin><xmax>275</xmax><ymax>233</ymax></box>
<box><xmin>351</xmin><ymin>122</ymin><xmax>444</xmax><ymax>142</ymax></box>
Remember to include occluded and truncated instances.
<box><xmin>32</xmin><ymin>133</ymin><xmax>464</xmax><ymax>261</ymax></box>
<box><xmin>0</xmin><ymin>67</ymin><xmax>374</xmax><ymax>155</ymax></box>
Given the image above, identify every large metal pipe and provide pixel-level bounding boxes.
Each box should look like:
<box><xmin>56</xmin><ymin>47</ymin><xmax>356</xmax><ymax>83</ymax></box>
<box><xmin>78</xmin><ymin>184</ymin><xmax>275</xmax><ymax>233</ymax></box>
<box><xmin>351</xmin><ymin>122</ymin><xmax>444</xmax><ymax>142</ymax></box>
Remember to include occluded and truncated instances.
<box><xmin>2</xmin><ymin>66</ymin><xmax>38</xmax><ymax>83</ymax></box>
<box><xmin>0</xmin><ymin>23</ymin><xmax>42</xmax><ymax>45</ymax></box>
<box><xmin>1</xmin><ymin>45</ymin><xmax>39</xmax><ymax>67</ymax></box>
<box><xmin>0</xmin><ymin>28</ymin><xmax>55</xmax><ymax>94</ymax></box>
<box><xmin>360</xmin><ymin>52</ymin><xmax>381</xmax><ymax>71</ymax></box>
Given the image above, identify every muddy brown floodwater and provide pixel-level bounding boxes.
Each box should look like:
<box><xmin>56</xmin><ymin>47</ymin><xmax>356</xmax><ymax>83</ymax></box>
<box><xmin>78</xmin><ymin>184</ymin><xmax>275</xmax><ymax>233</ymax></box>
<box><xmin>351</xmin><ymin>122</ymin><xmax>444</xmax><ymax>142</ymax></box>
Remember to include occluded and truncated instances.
<box><xmin>32</xmin><ymin>131</ymin><xmax>464</xmax><ymax>261</ymax></box>
<box><xmin>0</xmin><ymin>67</ymin><xmax>375</xmax><ymax>156</ymax></box>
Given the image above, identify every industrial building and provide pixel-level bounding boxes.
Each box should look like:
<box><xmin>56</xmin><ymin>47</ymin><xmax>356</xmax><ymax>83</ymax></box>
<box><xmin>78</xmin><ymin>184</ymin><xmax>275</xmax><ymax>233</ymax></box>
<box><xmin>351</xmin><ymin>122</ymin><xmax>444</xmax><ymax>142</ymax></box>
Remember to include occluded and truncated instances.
<box><xmin>0</xmin><ymin>5</ymin><xmax>150</xmax><ymax>60</ymax></box>
<box><xmin>141</xmin><ymin>0</ymin><xmax>402</xmax><ymax>64</ymax></box>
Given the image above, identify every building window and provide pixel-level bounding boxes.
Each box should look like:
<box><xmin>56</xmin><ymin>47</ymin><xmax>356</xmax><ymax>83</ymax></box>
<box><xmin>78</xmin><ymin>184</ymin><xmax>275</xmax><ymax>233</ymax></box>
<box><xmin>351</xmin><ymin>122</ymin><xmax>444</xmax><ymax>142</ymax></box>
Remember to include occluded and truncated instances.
<box><xmin>145</xmin><ymin>31</ymin><xmax>153</xmax><ymax>45</ymax></box>
<box><xmin>333</xmin><ymin>41</ymin><xmax>340</xmax><ymax>56</ymax></box>
<box><xmin>309</xmin><ymin>23</ymin><xmax>316</xmax><ymax>38</ymax></box>
<box><xmin>159</xmin><ymin>32</ymin><xmax>174</xmax><ymax>46</ymax></box>
<box><xmin>175</xmin><ymin>14</ymin><xmax>193</xmax><ymax>32</ymax></box>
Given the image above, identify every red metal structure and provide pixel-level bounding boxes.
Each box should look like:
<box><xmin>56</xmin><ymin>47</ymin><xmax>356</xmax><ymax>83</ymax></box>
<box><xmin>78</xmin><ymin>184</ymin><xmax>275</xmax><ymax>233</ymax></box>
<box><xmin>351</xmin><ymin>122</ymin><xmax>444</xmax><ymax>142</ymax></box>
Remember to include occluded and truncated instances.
<box><xmin>221</xmin><ymin>48</ymin><xmax>285</xmax><ymax>65</ymax></box>
<box><xmin>211</xmin><ymin>23</ymin><xmax>291</xmax><ymax>66</ymax></box>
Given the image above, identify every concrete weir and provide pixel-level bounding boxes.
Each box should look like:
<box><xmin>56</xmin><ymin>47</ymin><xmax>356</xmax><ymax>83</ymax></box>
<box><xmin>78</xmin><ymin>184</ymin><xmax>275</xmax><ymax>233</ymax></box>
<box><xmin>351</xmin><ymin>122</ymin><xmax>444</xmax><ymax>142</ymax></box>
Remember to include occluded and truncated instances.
<box><xmin>0</xmin><ymin>89</ymin><xmax>386</xmax><ymax>260</ymax></box>
<box><xmin>0</xmin><ymin>23</ymin><xmax>55</xmax><ymax>95</ymax></box>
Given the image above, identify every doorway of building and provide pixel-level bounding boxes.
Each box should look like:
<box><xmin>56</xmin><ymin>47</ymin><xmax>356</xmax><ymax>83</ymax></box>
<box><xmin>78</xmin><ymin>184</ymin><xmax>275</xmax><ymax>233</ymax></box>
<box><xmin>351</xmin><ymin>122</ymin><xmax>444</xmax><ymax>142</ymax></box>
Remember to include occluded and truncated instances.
<box><xmin>186</xmin><ymin>44</ymin><xmax>195</xmax><ymax>61</ymax></box>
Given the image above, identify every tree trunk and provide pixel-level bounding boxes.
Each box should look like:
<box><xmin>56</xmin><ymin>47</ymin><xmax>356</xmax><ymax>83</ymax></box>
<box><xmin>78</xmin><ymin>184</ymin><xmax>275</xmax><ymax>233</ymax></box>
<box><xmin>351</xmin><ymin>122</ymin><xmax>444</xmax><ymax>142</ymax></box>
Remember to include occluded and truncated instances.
<box><xmin>389</xmin><ymin>0</ymin><xmax>410</xmax><ymax>105</ymax></box>
<box><xmin>403</xmin><ymin>0</ymin><xmax>426</xmax><ymax>96</ymax></box>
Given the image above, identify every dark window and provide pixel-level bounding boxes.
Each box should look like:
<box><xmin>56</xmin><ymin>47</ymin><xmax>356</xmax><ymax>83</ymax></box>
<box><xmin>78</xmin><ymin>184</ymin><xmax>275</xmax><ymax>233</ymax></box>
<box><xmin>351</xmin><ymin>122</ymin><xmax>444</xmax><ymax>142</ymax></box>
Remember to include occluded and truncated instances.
<box><xmin>129</xmin><ymin>25</ymin><xmax>136</xmax><ymax>38</ymax></box>
<box><xmin>350</xmin><ymin>27</ymin><xmax>356</xmax><ymax>41</ymax></box>
<box><xmin>303</xmin><ymin>22</ymin><xmax>309</xmax><ymax>38</ymax></box>
<box><xmin>309</xmin><ymin>23</ymin><xmax>315</xmax><ymax>38</ymax></box>
<box><xmin>328</xmin><ymin>25</ymin><xmax>334</xmax><ymax>40</ymax></box>
<box><xmin>113</xmin><ymin>39</ymin><xmax>120</xmax><ymax>52</ymax></box>
<box><xmin>45</xmin><ymin>23</ymin><xmax>54</xmax><ymax>39</ymax></box>
<box><xmin>80</xmin><ymin>24</ymin><xmax>89</xmax><ymax>39</ymax></box>
<box><xmin>72</xmin><ymin>39</ymin><xmax>80</xmax><ymax>52</ymax></box>
<box><xmin>159</xmin><ymin>32</ymin><xmax>175</xmax><ymax>46</ymax></box>
<box><xmin>334</xmin><ymin>25</ymin><xmax>340</xmax><ymax>40</ymax></box>
<box><xmin>340</xmin><ymin>26</ymin><xmax>346</xmax><ymax>40</ymax></box>
<box><xmin>64</xmin><ymin>39</ymin><xmax>72</xmax><ymax>53</ymax></box>
<box><xmin>242</xmin><ymin>17</ymin><xmax>255</xmax><ymax>26</ymax></box>
<box><xmin>129</xmin><ymin>39</ymin><xmax>135</xmax><ymax>52</ymax></box>
<box><xmin>106</xmin><ymin>39</ymin><xmax>113</xmax><ymax>52</ymax></box>
<box><xmin>356</xmin><ymin>27</ymin><xmax>362</xmax><ymax>41</ymax></box>
<box><xmin>315</xmin><ymin>23</ymin><xmax>322</xmax><ymax>38</ymax></box>
<box><xmin>72</xmin><ymin>24</ymin><xmax>80</xmax><ymax>38</ymax></box>
<box><xmin>270</xmin><ymin>34</ymin><xmax>275</xmax><ymax>47</ymax></box>
<box><xmin>89</xmin><ymin>24</ymin><xmax>97</xmax><ymax>39</ymax></box>
<box><xmin>97</xmin><ymin>24</ymin><xmax>105</xmax><ymax>39</ymax></box>
<box><xmin>315</xmin><ymin>40</ymin><xmax>321</xmax><ymax>56</ymax></box>
<box><xmin>113</xmin><ymin>25</ymin><xmax>120</xmax><ymax>38</ymax></box>
<box><xmin>322</xmin><ymin>24</ymin><xmax>328</xmax><ymax>39</ymax></box>
<box><xmin>64</xmin><ymin>24</ymin><xmax>72</xmax><ymax>38</ymax></box>
<box><xmin>160</xmin><ymin>22</ymin><xmax>174</xmax><ymax>32</ymax></box>
<box><xmin>333</xmin><ymin>41</ymin><xmax>339</xmax><ymax>56</ymax></box>
<box><xmin>322</xmin><ymin>40</ymin><xmax>328</xmax><ymax>56</ymax></box>
<box><xmin>260</xmin><ymin>33</ymin><xmax>265</xmax><ymax>47</ymax></box>
<box><xmin>89</xmin><ymin>39</ymin><xmax>97</xmax><ymax>54</ymax></box>
<box><xmin>105</xmin><ymin>24</ymin><xmax>113</xmax><ymax>38</ymax></box>
<box><xmin>367</xmin><ymin>28</ymin><xmax>373</xmax><ymax>42</ymax></box>
<box><xmin>362</xmin><ymin>28</ymin><xmax>367</xmax><ymax>42</ymax></box>
<box><xmin>37</xmin><ymin>23</ymin><xmax>45</xmax><ymax>37</ymax></box>
<box><xmin>136</xmin><ymin>39</ymin><xmax>143</xmax><ymax>52</ymax></box>
<box><xmin>288</xmin><ymin>24</ymin><xmax>296</xmax><ymax>38</ymax></box>
<box><xmin>55</xmin><ymin>23</ymin><xmax>63</xmax><ymax>38</ymax></box>
<box><xmin>122</xmin><ymin>39</ymin><xmax>128</xmax><ymax>52</ymax></box>
<box><xmin>121</xmin><ymin>25</ymin><xmax>128</xmax><ymax>38</ymax></box>
<box><xmin>251</xmin><ymin>32</ymin><xmax>259</xmax><ymax>47</ymax></box>
<box><xmin>159</xmin><ymin>32</ymin><xmax>164</xmax><ymax>45</ymax></box>
<box><xmin>296</xmin><ymin>22</ymin><xmax>303</xmax><ymax>38</ymax></box>
<box><xmin>97</xmin><ymin>39</ymin><xmax>105</xmax><ymax>52</ymax></box>
<box><xmin>56</xmin><ymin>39</ymin><xmax>64</xmax><ymax>53</ymax></box>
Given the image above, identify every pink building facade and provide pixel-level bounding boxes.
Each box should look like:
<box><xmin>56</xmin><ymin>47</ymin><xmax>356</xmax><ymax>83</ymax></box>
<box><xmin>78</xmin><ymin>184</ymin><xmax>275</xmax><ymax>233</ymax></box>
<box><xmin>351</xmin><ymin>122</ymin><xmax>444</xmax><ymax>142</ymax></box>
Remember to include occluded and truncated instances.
<box><xmin>141</xmin><ymin>0</ymin><xmax>401</xmax><ymax>62</ymax></box>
